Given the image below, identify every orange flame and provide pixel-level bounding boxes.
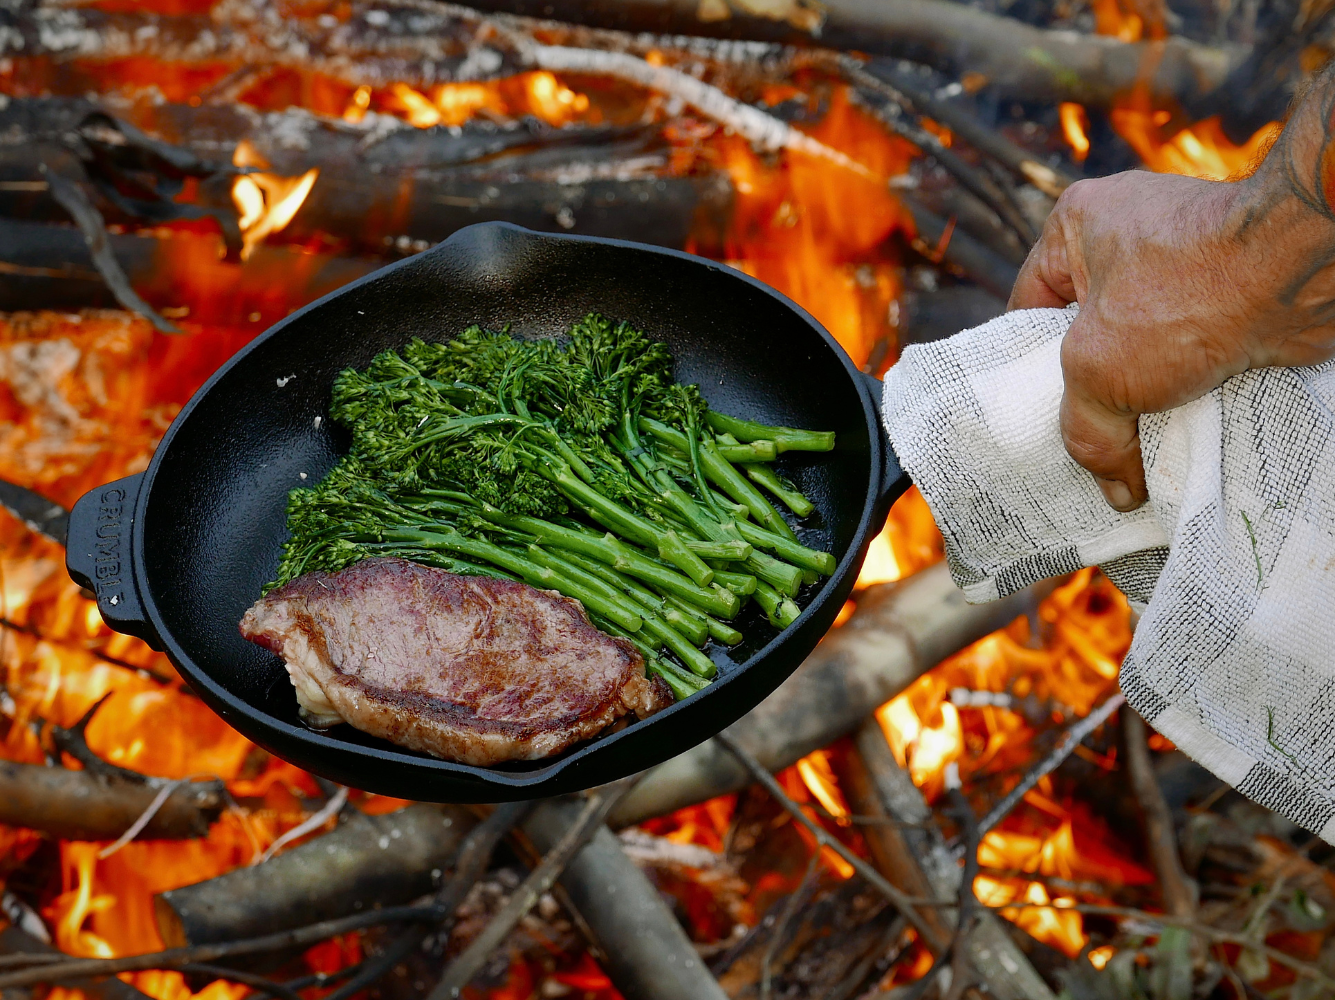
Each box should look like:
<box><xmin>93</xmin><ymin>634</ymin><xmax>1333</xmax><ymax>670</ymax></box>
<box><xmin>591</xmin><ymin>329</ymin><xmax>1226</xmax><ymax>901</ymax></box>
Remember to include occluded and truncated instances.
<box><xmin>707</xmin><ymin>87</ymin><xmax>915</xmax><ymax>370</ymax></box>
<box><xmin>230</xmin><ymin>140</ymin><xmax>318</xmax><ymax>261</ymax></box>
<box><xmin>796</xmin><ymin>748</ymin><xmax>852</xmax><ymax>825</ymax></box>
<box><xmin>1058</xmin><ymin>103</ymin><xmax>1091</xmax><ymax>163</ymax></box>
<box><xmin>1081</xmin><ymin>0</ymin><xmax>1280</xmax><ymax>179</ymax></box>
<box><xmin>857</xmin><ymin>487</ymin><xmax>944</xmax><ymax>588</ymax></box>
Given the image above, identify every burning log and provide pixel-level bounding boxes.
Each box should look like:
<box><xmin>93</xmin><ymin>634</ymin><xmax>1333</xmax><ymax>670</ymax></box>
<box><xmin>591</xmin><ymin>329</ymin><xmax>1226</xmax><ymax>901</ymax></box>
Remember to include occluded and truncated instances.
<box><xmin>0</xmin><ymin>97</ymin><xmax>723</xmax><ymax>258</ymax></box>
<box><xmin>460</xmin><ymin>0</ymin><xmax>1243</xmax><ymax>111</ymax></box>
<box><xmin>609</xmin><ymin>562</ymin><xmax>1044</xmax><ymax>827</ymax></box>
<box><xmin>0</xmin><ymin>760</ymin><xmax>224</xmax><ymax>843</ymax></box>
<box><xmin>154</xmin><ymin>803</ymin><xmax>476</xmax><ymax>946</ymax></box>
<box><xmin>3</xmin><ymin>0</ymin><xmax>1241</xmax><ymax>116</ymax></box>
<box><xmin>844</xmin><ymin>719</ymin><xmax>1058</xmax><ymax>1000</ymax></box>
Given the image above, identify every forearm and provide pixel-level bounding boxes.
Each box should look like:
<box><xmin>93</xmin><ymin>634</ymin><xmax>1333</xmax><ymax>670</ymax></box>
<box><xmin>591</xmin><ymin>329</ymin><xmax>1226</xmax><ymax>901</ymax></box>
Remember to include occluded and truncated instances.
<box><xmin>1219</xmin><ymin>63</ymin><xmax>1335</xmax><ymax>359</ymax></box>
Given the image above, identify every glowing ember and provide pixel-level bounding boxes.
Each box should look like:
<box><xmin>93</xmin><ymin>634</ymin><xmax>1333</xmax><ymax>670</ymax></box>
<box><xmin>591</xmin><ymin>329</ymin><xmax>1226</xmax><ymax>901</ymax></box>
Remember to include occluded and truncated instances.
<box><xmin>1088</xmin><ymin>943</ymin><xmax>1115</xmax><ymax>969</ymax></box>
<box><xmin>229</xmin><ymin>141</ymin><xmax>319</xmax><ymax>261</ymax></box>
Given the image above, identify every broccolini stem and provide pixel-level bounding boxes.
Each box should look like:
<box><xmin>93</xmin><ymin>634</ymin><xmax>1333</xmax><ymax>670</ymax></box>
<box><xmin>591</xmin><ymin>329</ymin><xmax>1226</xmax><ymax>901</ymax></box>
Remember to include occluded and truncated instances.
<box><xmin>741</xmin><ymin>462</ymin><xmax>815</xmax><ymax>518</ymax></box>
<box><xmin>705</xmin><ymin>412</ymin><xmax>836</xmax><ymax>453</ymax></box>
<box><xmin>664</xmin><ymin>594</ymin><xmax>743</xmax><ymax>646</ymax></box>
<box><xmin>741</xmin><ymin>551</ymin><xmax>803</xmax><ymax>597</ymax></box>
<box><xmin>683</xmin><ymin>538</ymin><xmax>752</xmax><ymax>561</ymax></box>
<box><xmin>469</xmin><ymin>508</ymin><xmax>740</xmax><ymax>619</ymax></box>
<box><xmin>735</xmin><ymin>520</ymin><xmax>837</xmax><ymax>576</ymax></box>
<box><xmin>715</xmin><ymin>439</ymin><xmax>778</xmax><ymax>462</ymax></box>
<box><xmin>709</xmin><ymin>568</ymin><xmax>758</xmax><ymax>597</ymax></box>
<box><xmin>754</xmin><ymin>581</ymin><xmax>801</xmax><ymax>628</ymax></box>
<box><xmin>532</xmin><ymin>453</ymin><xmax>716</xmax><ymax>589</ymax></box>
<box><xmin>527</xmin><ymin>546</ymin><xmax>708</xmax><ymax>647</ymax></box>
<box><xmin>648</xmin><ymin>655</ymin><xmax>712</xmax><ymax>697</ymax></box>
<box><xmin>594</xmin><ymin>614</ymin><xmax>710</xmax><ymax>698</ymax></box>
<box><xmin>639</xmin><ymin>418</ymin><xmax>797</xmax><ymax>541</ymax></box>
<box><xmin>381</xmin><ymin>528</ymin><xmax>644</xmax><ymax>634</ymax></box>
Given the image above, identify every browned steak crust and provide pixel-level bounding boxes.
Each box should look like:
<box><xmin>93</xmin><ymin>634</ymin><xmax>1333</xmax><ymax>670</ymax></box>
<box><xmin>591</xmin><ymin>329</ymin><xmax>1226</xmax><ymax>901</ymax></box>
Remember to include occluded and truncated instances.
<box><xmin>239</xmin><ymin>557</ymin><xmax>670</xmax><ymax>765</ymax></box>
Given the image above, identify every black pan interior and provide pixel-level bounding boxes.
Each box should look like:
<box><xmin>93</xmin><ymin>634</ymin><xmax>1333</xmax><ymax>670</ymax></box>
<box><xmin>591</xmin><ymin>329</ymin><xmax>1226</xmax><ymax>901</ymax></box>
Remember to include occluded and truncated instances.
<box><xmin>140</xmin><ymin>224</ymin><xmax>878</xmax><ymax>786</ymax></box>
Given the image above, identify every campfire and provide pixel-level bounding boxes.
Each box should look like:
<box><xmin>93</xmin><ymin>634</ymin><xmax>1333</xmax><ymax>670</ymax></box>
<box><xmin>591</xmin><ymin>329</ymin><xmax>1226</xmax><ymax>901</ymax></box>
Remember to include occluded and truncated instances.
<box><xmin>0</xmin><ymin>0</ymin><xmax>1332</xmax><ymax>997</ymax></box>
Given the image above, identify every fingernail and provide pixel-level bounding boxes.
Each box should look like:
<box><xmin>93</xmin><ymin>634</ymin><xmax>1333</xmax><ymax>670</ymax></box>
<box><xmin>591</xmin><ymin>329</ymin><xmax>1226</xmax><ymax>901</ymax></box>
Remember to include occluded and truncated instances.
<box><xmin>1096</xmin><ymin>477</ymin><xmax>1136</xmax><ymax>511</ymax></box>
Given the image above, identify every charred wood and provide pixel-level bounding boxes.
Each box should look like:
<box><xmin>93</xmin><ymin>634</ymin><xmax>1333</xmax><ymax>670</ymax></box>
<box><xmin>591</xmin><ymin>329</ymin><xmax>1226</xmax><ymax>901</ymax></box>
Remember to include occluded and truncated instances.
<box><xmin>612</xmin><ymin>566</ymin><xmax>1043</xmax><ymax>828</ymax></box>
<box><xmin>457</xmin><ymin>0</ymin><xmax>1243</xmax><ymax>111</ymax></box>
<box><xmin>0</xmin><ymin>97</ymin><xmax>721</xmax><ymax>256</ymax></box>
<box><xmin>521</xmin><ymin>795</ymin><xmax>730</xmax><ymax>1000</ymax></box>
<box><xmin>427</xmin><ymin>781</ymin><xmax>637</xmax><ymax>999</ymax></box>
<box><xmin>848</xmin><ymin>61</ymin><xmax>1076</xmax><ymax>200</ymax></box>
<box><xmin>154</xmin><ymin>804</ymin><xmax>476</xmax><ymax>946</ymax></box>
<box><xmin>900</xmin><ymin>287</ymin><xmax>1007</xmax><ymax>348</ymax></box>
<box><xmin>0</xmin><ymin>759</ymin><xmax>224</xmax><ymax>843</ymax></box>
<box><xmin>910</xmin><ymin>185</ymin><xmax>1029</xmax><ymax>269</ymax></box>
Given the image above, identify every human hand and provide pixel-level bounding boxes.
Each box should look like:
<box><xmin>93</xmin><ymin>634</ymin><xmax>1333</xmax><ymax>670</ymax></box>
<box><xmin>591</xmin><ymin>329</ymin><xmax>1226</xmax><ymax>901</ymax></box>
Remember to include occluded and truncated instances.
<box><xmin>1009</xmin><ymin>169</ymin><xmax>1335</xmax><ymax>511</ymax></box>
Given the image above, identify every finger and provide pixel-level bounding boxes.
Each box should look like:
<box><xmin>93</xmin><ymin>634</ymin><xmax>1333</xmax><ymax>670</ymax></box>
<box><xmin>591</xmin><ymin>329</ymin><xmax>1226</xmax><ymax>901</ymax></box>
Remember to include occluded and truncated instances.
<box><xmin>1008</xmin><ymin>216</ymin><xmax>1077</xmax><ymax>311</ymax></box>
<box><xmin>1059</xmin><ymin>336</ymin><xmax>1148</xmax><ymax>512</ymax></box>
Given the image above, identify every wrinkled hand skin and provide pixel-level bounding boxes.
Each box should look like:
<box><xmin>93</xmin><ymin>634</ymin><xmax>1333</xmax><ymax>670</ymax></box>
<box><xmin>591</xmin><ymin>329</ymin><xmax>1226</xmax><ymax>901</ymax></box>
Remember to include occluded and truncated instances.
<box><xmin>1008</xmin><ymin>69</ymin><xmax>1335</xmax><ymax>511</ymax></box>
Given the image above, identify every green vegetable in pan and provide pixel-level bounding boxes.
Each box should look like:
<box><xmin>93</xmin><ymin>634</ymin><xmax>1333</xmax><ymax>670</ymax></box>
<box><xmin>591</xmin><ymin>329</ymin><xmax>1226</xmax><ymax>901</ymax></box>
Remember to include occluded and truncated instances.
<box><xmin>269</xmin><ymin>314</ymin><xmax>836</xmax><ymax>700</ymax></box>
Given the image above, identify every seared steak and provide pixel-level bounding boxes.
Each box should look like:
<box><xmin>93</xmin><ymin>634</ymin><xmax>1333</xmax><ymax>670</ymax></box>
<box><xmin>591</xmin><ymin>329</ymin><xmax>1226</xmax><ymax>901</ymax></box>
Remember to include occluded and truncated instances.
<box><xmin>239</xmin><ymin>557</ymin><xmax>670</xmax><ymax>765</ymax></box>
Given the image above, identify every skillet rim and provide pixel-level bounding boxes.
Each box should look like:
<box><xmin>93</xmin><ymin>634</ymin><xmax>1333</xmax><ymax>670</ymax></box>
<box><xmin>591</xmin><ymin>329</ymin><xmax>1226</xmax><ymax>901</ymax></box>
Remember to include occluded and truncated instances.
<box><xmin>129</xmin><ymin>222</ymin><xmax>887</xmax><ymax>793</ymax></box>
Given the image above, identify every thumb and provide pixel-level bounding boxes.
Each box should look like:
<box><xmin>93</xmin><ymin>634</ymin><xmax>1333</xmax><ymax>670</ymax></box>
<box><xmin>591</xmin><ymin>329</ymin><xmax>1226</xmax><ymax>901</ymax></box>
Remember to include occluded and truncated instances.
<box><xmin>1059</xmin><ymin>330</ymin><xmax>1147</xmax><ymax>512</ymax></box>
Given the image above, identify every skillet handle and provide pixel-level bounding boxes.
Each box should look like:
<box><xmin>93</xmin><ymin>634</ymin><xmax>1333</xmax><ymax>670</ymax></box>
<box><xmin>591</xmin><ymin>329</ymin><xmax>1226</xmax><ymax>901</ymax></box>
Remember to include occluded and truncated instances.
<box><xmin>858</xmin><ymin>371</ymin><xmax>912</xmax><ymax>508</ymax></box>
<box><xmin>65</xmin><ymin>473</ymin><xmax>161</xmax><ymax>650</ymax></box>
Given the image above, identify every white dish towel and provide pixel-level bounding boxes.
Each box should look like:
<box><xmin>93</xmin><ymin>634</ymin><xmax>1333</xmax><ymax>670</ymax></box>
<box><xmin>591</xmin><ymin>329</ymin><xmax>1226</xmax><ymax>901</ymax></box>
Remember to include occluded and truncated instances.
<box><xmin>881</xmin><ymin>306</ymin><xmax>1335</xmax><ymax>840</ymax></box>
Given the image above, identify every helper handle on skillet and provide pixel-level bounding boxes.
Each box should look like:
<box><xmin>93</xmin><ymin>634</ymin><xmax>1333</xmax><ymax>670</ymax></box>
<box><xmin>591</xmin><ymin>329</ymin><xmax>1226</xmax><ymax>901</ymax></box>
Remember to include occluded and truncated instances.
<box><xmin>859</xmin><ymin>372</ymin><xmax>912</xmax><ymax>507</ymax></box>
<box><xmin>65</xmin><ymin>473</ymin><xmax>160</xmax><ymax>650</ymax></box>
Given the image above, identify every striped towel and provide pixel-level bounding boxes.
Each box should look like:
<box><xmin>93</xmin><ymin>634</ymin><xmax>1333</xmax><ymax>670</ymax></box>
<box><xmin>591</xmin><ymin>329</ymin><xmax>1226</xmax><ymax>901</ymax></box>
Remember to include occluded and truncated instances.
<box><xmin>881</xmin><ymin>306</ymin><xmax>1335</xmax><ymax>841</ymax></box>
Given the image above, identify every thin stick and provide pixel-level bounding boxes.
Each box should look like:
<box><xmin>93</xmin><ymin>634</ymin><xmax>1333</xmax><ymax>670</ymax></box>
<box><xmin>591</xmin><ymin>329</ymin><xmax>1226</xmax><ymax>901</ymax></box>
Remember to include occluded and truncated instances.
<box><xmin>975</xmin><ymin>693</ymin><xmax>1124</xmax><ymax>837</ymax></box>
<box><xmin>525</xmin><ymin>46</ymin><xmax>874</xmax><ymax>179</ymax></box>
<box><xmin>715</xmin><ymin>732</ymin><xmax>946</xmax><ymax>952</ymax></box>
<box><xmin>1122</xmin><ymin>708</ymin><xmax>1196</xmax><ymax>918</ymax></box>
<box><xmin>176</xmin><ymin>965</ymin><xmax>304</xmax><ymax>1000</ymax></box>
<box><xmin>0</xmin><ymin>905</ymin><xmax>445</xmax><ymax>986</ymax></box>
<box><xmin>761</xmin><ymin>851</ymin><xmax>820</xmax><ymax>1000</ymax></box>
<box><xmin>907</xmin><ymin>786</ymin><xmax>979</xmax><ymax>1000</ymax></box>
<box><xmin>97</xmin><ymin>780</ymin><xmax>184</xmax><ymax>859</ymax></box>
<box><xmin>253</xmin><ymin>786</ymin><xmax>349</xmax><ymax>865</ymax></box>
<box><xmin>40</xmin><ymin>165</ymin><xmax>179</xmax><ymax>334</ymax></box>
<box><xmin>845</xmin><ymin>58</ymin><xmax>1077</xmax><ymax>198</ymax></box>
<box><xmin>426</xmin><ymin>776</ymin><xmax>643</xmax><ymax>999</ymax></box>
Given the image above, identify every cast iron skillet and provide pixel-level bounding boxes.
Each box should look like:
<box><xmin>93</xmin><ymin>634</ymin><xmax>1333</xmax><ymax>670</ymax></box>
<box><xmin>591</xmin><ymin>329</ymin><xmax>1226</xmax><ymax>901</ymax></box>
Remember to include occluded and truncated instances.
<box><xmin>65</xmin><ymin>222</ymin><xmax>910</xmax><ymax>802</ymax></box>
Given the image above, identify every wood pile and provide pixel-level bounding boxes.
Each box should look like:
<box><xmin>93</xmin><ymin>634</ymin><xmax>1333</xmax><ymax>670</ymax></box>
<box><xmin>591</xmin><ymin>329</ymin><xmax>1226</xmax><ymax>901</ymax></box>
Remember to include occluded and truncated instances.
<box><xmin>0</xmin><ymin>0</ymin><xmax>1332</xmax><ymax>997</ymax></box>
